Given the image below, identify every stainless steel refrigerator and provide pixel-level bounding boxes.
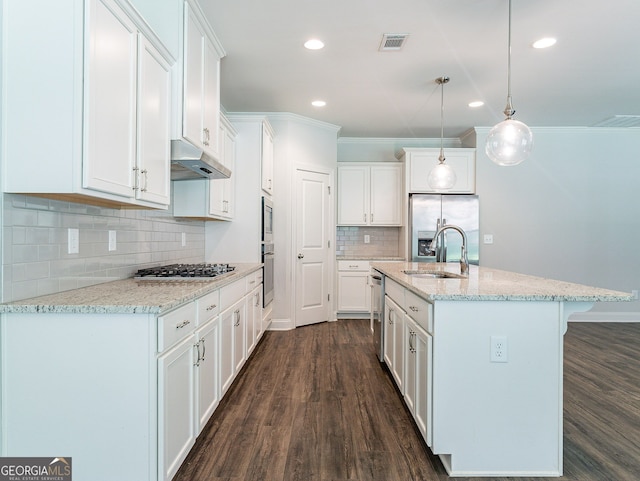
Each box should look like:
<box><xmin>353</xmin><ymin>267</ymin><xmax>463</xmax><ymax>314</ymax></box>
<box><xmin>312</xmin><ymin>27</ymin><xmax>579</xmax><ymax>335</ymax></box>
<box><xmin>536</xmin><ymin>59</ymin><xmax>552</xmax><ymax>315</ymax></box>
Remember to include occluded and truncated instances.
<box><xmin>409</xmin><ymin>194</ymin><xmax>479</xmax><ymax>264</ymax></box>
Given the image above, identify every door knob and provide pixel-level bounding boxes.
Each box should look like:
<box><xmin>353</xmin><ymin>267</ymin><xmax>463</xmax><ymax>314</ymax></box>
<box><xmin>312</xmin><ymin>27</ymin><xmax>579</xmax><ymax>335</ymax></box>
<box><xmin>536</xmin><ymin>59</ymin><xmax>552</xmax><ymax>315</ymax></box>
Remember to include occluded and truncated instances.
<box><xmin>297</xmin><ymin>253</ymin><xmax>304</xmax><ymax>259</ymax></box>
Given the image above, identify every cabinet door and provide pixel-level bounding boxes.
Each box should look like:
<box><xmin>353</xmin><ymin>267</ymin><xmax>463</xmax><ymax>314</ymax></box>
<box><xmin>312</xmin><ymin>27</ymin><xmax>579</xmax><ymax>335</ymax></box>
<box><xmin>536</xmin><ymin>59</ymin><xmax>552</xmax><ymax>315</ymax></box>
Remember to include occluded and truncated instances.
<box><xmin>182</xmin><ymin>5</ymin><xmax>205</xmax><ymax>149</ymax></box>
<box><xmin>392</xmin><ymin>304</ymin><xmax>405</xmax><ymax>393</ymax></box>
<box><xmin>409</xmin><ymin>150</ymin><xmax>476</xmax><ymax>194</ymax></box>
<box><xmin>195</xmin><ymin>318</ymin><xmax>220</xmax><ymax>432</ymax></box>
<box><xmin>370</xmin><ymin>164</ymin><xmax>402</xmax><ymax>225</ymax></box>
<box><xmin>202</xmin><ymin>38</ymin><xmax>221</xmax><ymax>158</ymax></box>
<box><xmin>414</xmin><ymin>325</ymin><xmax>433</xmax><ymax>447</ymax></box>
<box><xmin>404</xmin><ymin>317</ymin><xmax>417</xmax><ymax>416</ymax></box>
<box><xmin>234</xmin><ymin>300</ymin><xmax>247</xmax><ymax>374</ymax></box>
<box><xmin>219</xmin><ymin>304</ymin><xmax>236</xmax><ymax>395</ymax></box>
<box><xmin>84</xmin><ymin>0</ymin><xmax>137</xmax><ymax>197</ymax></box>
<box><xmin>137</xmin><ymin>35</ymin><xmax>171</xmax><ymax>205</ymax></box>
<box><xmin>261</xmin><ymin>123</ymin><xmax>274</xmax><ymax>194</ymax></box>
<box><xmin>337</xmin><ymin>166</ymin><xmax>368</xmax><ymax>225</ymax></box>
<box><xmin>337</xmin><ymin>272</ymin><xmax>371</xmax><ymax>312</ymax></box>
<box><xmin>158</xmin><ymin>335</ymin><xmax>197</xmax><ymax>481</ymax></box>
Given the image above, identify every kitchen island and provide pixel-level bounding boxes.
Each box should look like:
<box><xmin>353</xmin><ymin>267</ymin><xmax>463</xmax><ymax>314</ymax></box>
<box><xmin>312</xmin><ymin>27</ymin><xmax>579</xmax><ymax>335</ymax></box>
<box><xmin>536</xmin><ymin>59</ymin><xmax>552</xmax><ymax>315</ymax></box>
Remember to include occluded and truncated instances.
<box><xmin>371</xmin><ymin>261</ymin><xmax>632</xmax><ymax>478</ymax></box>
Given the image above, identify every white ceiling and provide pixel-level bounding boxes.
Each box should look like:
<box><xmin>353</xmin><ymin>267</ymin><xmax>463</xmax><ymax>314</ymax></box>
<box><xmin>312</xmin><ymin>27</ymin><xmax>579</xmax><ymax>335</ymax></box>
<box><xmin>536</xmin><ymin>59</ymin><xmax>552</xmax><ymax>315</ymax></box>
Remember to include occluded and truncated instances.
<box><xmin>200</xmin><ymin>0</ymin><xmax>640</xmax><ymax>138</ymax></box>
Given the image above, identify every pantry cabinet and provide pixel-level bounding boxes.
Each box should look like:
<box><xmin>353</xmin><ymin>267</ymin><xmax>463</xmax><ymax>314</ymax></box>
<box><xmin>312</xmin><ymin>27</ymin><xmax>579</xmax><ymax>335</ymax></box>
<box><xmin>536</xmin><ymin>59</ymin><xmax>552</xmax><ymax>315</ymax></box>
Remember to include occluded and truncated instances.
<box><xmin>173</xmin><ymin>114</ymin><xmax>236</xmax><ymax>220</ymax></box>
<box><xmin>337</xmin><ymin>163</ymin><xmax>403</xmax><ymax>226</ymax></box>
<box><xmin>261</xmin><ymin>122</ymin><xmax>275</xmax><ymax>195</ymax></box>
<box><xmin>400</xmin><ymin>148</ymin><xmax>476</xmax><ymax>194</ymax></box>
<box><xmin>2</xmin><ymin>0</ymin><xmax>173</xmax><ymax>208</ymax></box>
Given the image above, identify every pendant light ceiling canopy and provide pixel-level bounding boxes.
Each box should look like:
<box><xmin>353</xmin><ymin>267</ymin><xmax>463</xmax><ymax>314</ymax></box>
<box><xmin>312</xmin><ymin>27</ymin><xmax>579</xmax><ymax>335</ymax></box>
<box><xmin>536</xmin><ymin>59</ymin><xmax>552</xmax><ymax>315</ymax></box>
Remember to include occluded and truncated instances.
<box><xmin>485</xmin><ymin>0</ymin><xmax>534</xmax><ymax>166</ymax></box>
<box><xmin>427</xmin><ymin>76</ymin><xmax>457</xmax><ymax>190</ymax></box>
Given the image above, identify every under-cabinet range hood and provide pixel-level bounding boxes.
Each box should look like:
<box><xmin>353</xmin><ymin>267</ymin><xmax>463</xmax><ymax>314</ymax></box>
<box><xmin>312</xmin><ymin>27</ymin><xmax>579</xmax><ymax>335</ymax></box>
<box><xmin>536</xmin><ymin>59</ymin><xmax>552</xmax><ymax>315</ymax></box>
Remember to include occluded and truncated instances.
<box><xmin>170</xmin><ymin>139</ymin><xmax>231</xmax><ymax>180</ymax></box>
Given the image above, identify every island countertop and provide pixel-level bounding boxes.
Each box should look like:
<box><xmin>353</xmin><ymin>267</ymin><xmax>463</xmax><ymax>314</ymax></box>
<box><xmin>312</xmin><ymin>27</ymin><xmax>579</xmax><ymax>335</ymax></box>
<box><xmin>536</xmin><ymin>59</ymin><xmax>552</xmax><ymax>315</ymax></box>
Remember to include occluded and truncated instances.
<box><xmin>371</xmin><ymin>261</ymin><xmax>633</xmax><ymax>303</ymax></box>
<box><xmin>0</xmin><ymin>263</ymin><xmax>263</xmax><ymax>315</ymax></box>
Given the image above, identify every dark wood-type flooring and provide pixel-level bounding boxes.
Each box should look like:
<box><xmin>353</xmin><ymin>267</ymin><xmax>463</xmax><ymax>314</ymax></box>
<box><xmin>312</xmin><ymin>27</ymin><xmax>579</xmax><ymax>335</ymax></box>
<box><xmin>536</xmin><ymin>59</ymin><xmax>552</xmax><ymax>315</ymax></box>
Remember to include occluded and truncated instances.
<box><xmin>173</xmin><ymin>320</ymin><xmax>640</xmax><ymax>481</ymax></box>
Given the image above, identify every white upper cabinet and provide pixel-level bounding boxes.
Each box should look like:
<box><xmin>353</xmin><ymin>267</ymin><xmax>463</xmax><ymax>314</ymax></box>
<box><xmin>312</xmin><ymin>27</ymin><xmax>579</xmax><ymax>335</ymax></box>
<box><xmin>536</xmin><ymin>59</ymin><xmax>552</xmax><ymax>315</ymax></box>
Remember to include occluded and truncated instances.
<box><xmin>2</xmin><ymin>0</ymin><xmax>174</xmax><ymax>208</ymax></box>
<box><xmin>261</xmin><ymin>122</ymin><xmax>275</xmax><ymax>195</ymax></box>
<box><xmin>180</xmin><ymin>1</ymin><xmax>222</xmax><ymax>161</ymax></box>
<box><xmin>337</xmin><ymin>163</ymin><xmax>403</xmax><ymax>226</ymax></box>
<box><xmin>401</xmin><ymin>148</ymin><xmax>476</xmax><ymax>194</ymax></box>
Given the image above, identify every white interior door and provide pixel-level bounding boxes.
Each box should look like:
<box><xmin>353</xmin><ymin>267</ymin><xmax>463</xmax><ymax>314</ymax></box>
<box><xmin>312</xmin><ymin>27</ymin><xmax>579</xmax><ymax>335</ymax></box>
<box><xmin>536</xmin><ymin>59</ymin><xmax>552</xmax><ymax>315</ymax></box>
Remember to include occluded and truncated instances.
<box><xmin>295</xmin><ymin>169</ymin><xmax>330</xmax><ymax>327</ymax></box>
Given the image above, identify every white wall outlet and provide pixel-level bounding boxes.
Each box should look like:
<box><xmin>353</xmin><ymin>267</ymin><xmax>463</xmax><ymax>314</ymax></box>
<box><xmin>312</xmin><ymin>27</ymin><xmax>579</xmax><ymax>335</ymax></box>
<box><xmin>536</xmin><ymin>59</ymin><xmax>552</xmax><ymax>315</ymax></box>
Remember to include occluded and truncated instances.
<box><xmin>181</xmin><ymin>232</ymin><xmax>186</xmax><ymax>247</ymax></box>
<box><xmin>490</xmin><ymin>335</ymin><xmax>508</xmax><ymax>363</ymax></box>
<box><xmin>632</xmin><ymin>290</ymin><xmax>639</xmax><ymax>300</ymax></box>
<box><xmin>108</xmin><ymin>230</ymin><xmax>117</xmax><ymax>252</ymax></box>
<box><xmin>364</xmin><ymin>234</ymin><xmax>370</xmax><ymax>244</ymax></box>
<box><xmin>483</xmin><ymin>234</ymin><xmax>494</xmax><ymax>244</ymax></box>
<box><xmin>68</xmin><ymin>228</ymin><xmax>79</xmax><ymax>254</ymax></box>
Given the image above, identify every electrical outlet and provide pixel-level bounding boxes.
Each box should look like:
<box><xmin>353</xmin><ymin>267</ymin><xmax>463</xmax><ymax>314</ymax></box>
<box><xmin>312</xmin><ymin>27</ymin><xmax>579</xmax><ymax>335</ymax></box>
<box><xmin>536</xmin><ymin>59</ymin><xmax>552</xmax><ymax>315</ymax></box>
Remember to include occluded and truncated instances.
<box><xmin>108</xmin><ymin>230</ymin><xmax>117</xmax><ymax>252</ymax></box>
<box><xmin>483</xmin><ymin>234</ymin><xmax>494</xmax><ymax>244</ymax></box>
<box><xmin>632</xmin><ymin>290</ymin><xmax>639</xmax><ymax>300</ymax></box>
<box><xmin>490</xmin><ymin>335</ymin><xmax>508</xmax><ymax>363</ymax></box>
<box><xmin>181</xmin><ymin>232</ymin><xmax>186</xmax><ymax>247</ymax></box>
<box><xmin>364</xmin><ymin>234</ymin><xmax>370</xmax><ymax>244</ymax></box>
<box><xmin>68</xmin><ymin>228</ymin><xmax>79</xmax><ymax>254</ymax></box>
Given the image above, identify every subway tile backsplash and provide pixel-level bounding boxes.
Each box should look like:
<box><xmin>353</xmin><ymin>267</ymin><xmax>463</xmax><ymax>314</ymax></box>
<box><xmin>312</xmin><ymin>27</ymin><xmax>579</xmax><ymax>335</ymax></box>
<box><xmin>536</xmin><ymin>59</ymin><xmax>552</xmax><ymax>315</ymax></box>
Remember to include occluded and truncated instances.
<box><xmin>336</xmin><ymin>226</ymin><xmax>400</xmax><ymax>258</ymax></box>
<box><xmin>2</xmin><ymin>194</ymin><xmax>206</xmax><ymax>303</ymax></box>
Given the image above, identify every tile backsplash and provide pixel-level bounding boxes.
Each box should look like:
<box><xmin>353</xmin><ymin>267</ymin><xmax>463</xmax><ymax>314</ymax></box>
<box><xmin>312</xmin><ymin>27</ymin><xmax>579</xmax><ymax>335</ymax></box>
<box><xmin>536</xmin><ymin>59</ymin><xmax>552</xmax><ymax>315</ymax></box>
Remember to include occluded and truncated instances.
<box><xmin>336</xmin><ymin>226</ymin><xmax>401</xmax><ymax>258</ymax></box>
<box><xmin>2</xmin><ymin>194</ymin><xmax>205</xmax><ymax>302</ymax></box>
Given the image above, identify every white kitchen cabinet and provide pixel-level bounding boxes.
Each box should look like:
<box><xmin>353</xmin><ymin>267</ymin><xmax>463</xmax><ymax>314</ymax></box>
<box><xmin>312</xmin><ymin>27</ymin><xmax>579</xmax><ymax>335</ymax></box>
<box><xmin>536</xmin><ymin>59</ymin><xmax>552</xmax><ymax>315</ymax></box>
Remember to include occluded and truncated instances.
<box><xmin>337</xmin><ymin>260</ymin><xmax>371</xmax><ymax>313</ymax></box>
<box><xmin>195</xmin><ymin>290</ymin><xmax>221</xmax><ymax>432</ymax></box>
<box><xmin>404</xmin><ymin>314</ymin><xmax>433</xmax><ymax>447</ymax></box>
<box><xmin>337</xmin><ymin>163</ymin><xmax>403</xmax><ymax>226</ymax></box>
<box><xmin>181</xmin><ymin>1</ymin><xmax>221</xmax><ymax>161</ymax></box>
<box><xmin>2</xmin><ymin>0</ymin><xmax>173</xmax><ymax>209</ymax></box>
<box><xmin>384</xmin><ymin>294</ymin><xmax>405</xmax><ymax>392</ymax></box>
<box><xmin>233</xmin><ymin>301</ymin><xmax>247</xmax><ymax>374</ymax></box>
<box><xmin>400</xmin><ymin>148</ymin><xmax>476</xmax><ymax>194</ymax></box>
<box><xmin>246</xmin><ymin>271</ymin><xmax>263</xmax><ymax>356</ymax></box>
<box><xmin>173</xmin><ymin>114</ymin><xmax>236</xmax><ymax>220</ymax></box>
<box><xmin>261</xmin><ymin>122</ymin><xmax>275</xmax><ymax>195</ymax></box>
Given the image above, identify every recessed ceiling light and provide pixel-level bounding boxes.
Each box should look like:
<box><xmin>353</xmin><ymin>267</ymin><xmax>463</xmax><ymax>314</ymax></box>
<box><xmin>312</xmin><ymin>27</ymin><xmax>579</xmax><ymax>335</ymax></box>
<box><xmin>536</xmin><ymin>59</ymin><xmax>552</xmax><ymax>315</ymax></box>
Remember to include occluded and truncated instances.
<box><xmin>468</xmin><ymin>101</ymin><xmax>484</xmax><ymax>108</ymax></box>
<box><xmin>304</xmin><ymin>39</ymin><xmax>325</xmax><ymax>50</ymax></box>
<box><xmin>311</xmin><ymin>100</ymin><xmax>326</xmax><ymax>107</ymax></box>
<box><xmin>532</xmin><ymin>37</ymin><xmax>556</xmax><ymax>49</ymax></box>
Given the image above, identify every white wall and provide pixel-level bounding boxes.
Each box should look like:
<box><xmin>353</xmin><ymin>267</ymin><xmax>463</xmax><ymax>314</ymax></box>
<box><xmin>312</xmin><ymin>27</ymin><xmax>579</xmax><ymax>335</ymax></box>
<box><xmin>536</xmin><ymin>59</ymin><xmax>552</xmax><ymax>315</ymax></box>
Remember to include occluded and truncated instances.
<box><xmin>268</xmin><ymin>114</ymin><xmax>340</xmax><ymax>328</ymax></box>
<box><xmin>474</xmin><ymin>127</ymin><xmax>640</xmax><ymax>320</ymax></box>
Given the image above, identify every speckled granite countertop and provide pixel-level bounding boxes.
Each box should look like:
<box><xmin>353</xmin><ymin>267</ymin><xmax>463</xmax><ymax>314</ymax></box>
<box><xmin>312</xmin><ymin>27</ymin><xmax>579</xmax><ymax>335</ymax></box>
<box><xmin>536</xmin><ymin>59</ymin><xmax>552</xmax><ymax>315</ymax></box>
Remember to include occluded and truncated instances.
<box><xmin>371</xmin><ymin>261</ymin><xmax>633</xmax><ymax>302</ymax></box>
<box><xmin>0</xmin><ymin>263</ymin><xmax>262</xmax><ymax>315</ymax></box>
<box><xmin>337</xmin><ymin>256</ymin><xmax>405</xmax><ymax>261</ymax></box>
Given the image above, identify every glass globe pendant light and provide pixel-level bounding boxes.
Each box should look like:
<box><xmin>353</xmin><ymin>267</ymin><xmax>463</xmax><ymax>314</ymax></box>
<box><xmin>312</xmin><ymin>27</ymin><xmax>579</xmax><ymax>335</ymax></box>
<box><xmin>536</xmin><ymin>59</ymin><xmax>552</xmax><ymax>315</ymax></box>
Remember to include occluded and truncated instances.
<box><xmin>485</xmin><ymin>0</ymin><xmax>533</xmax><ymax>166</ymax></box>
<box><xmin>428</xmin><ymin>76</ymin><xmax>457</xmax><ymax>189</ymax></box>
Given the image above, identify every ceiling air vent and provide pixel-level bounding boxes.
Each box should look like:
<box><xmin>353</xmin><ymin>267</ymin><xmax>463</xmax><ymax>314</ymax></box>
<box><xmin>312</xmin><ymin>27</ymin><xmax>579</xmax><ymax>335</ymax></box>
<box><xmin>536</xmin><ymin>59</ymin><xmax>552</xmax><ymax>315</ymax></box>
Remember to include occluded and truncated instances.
<box><xmin>379</xmin><ymin>33</ymin><xmax>409</xmax><ymax>51</ymax></box>
<box><xmin>592</xmin><ymin>115</ymin><xmax>640</xmax><ymax>128</ymax></box>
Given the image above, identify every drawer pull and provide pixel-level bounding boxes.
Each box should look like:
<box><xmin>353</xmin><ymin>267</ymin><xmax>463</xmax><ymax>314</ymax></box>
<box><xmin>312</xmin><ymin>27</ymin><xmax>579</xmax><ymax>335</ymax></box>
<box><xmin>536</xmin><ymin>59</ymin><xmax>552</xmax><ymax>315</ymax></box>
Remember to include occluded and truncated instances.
<box><xmin>176</xmin><ymin>320</ymin><xmax>191</xmax><ymax>329</ymax></box>
<box><xmin>206</xmin><ymin>304</ymin><xmax>217</xmax><ymax>311</ymax></box>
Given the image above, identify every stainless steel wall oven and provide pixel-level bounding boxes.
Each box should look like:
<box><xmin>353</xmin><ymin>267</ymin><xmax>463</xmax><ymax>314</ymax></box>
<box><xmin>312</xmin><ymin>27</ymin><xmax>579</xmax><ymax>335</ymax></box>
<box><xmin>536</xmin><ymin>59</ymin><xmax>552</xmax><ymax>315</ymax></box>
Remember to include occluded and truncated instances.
<box><xmin>262</xmin><ymin>243</ymin><xmax>274</xmax><ymax>307</ymax></box>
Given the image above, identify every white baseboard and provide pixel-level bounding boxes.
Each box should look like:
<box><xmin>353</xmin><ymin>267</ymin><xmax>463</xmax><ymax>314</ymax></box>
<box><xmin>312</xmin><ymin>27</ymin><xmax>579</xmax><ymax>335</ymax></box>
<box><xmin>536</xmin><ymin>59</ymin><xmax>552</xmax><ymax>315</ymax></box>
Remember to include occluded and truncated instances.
<box><xmin>268</xmin><ymin>317</ymin><xmax>295</xmax><ymax>330</ymax></box>
<box><xmin>569</xmin><ymin>312</ymin><xmax>640</xmax><ymax>323</ymax></box>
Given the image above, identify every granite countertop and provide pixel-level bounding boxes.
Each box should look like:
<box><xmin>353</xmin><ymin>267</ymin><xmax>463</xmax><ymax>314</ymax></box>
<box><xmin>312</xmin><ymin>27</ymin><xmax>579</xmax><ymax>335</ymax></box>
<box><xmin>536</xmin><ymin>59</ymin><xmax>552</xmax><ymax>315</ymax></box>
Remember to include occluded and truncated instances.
<box><xmin>337</xmin><ymin>256</ymin><xmax>405</xmax><ymax>261</ymax></box>
<box><xmin>371</xmin><ymin>261</ymin><xmax>633</xmax><ymax>302</ymax></box>
<box><xmin>0</xmin><ymin>263</ymin><xmax>263</xmax><ymax>315</ymax></box>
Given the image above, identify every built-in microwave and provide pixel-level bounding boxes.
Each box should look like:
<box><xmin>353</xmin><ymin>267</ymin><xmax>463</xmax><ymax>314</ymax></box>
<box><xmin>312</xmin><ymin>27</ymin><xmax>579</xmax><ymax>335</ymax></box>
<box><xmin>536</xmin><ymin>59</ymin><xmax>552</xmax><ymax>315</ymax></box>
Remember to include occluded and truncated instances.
<box><xmin>262</xmin><ymin>196</ymin><xmax>273</xmax><ymax>244</ymax></box>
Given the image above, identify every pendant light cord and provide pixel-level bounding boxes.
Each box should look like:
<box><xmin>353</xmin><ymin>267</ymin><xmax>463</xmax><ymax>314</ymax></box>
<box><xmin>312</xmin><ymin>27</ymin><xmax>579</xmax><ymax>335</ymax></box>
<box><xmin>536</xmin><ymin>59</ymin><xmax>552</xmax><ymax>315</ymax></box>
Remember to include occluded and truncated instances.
<box><xmin>504</xmin><ymin>0</ymin><xmax>515</xmax><ymax>118</ymax></box>
<box><xmin>437</xmin><ymin>76</ymin><xmax>449</xmax><ymax>163</ymax></box>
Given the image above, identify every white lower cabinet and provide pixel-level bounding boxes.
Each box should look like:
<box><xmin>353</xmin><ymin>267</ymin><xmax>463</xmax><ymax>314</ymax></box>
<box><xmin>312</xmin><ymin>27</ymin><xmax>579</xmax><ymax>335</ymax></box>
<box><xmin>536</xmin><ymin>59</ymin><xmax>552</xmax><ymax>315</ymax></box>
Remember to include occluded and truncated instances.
<box><xmin>404</xmin><ymin>315</ymin><xmax>433</xmax><ymax>447</ymax></box>
<box><xmin>0</xmin><ymin>268</ymin><xmax>263</xmax><ymax>481</ymax></box>
<box><xmin>337</xmin><ymin>260</ymin><xmax>371</xmax><ymax>314</ymax></box>
<box><xmin>383</xmin><ymin>276</ymin><xmax>433</xmax><ymax>448</ymax></box>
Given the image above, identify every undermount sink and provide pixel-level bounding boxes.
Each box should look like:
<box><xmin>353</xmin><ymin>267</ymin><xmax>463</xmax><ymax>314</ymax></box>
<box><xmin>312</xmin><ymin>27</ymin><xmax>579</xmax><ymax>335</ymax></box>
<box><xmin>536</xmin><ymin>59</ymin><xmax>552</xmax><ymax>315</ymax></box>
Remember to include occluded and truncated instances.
<box><xmin>402</xmin><ymin>270</ymin><xmax>466</xmax><ymax>279</ymax></box>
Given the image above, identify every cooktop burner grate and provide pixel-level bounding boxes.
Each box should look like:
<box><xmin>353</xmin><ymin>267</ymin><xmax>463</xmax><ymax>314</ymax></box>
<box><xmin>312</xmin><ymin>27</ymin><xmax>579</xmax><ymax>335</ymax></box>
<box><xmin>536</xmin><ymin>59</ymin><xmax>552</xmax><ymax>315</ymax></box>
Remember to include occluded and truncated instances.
<box><xmin>134</xmin><ymin>263</ymin><xmax>235</xmax><ymax>280</ymax></box>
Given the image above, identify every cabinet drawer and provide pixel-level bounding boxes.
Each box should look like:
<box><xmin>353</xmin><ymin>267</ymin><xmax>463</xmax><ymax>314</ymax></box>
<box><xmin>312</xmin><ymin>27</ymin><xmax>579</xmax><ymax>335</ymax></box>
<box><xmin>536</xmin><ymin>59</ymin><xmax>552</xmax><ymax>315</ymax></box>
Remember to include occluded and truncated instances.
<box><xmin>338</xmin><ymin>260</ymin><xmax>370</xmax><ymax>271</ymax></box>
<box><xmin>246</xmin><ymin>271</ymin><xmax>261</xmax><ymax>291</ymax></box>
<box><xmin>220</xmin><ymin>277</ymin><xmax>247</xmax><ymax>311</ymax></box>
<box><xmin>158</xmin><ymin>302</ymin><xmax>197</xmax><ymax>352</ymax></box>
<box><xmin>405</xmin><ymin>289</ymin><xmax>433</xmax><ymax>334</ymax></box>
<box><xmin>385</xmin><ymin>277</ymin><xmax>405</xmax><ymax>307</ymax></box>
<box><xmin>197</xmin><ymin>289</ymin><xmax>220</xmax><ymax>324</ymax></box>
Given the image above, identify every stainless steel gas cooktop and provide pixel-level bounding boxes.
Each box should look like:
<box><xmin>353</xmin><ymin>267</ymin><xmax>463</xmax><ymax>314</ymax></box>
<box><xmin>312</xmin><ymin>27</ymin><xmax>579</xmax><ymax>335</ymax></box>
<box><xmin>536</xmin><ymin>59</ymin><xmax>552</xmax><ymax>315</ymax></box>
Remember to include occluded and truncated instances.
<box><xmin>134</xmin><ymin>263</ymin><xmax>235</xmax><ymax>281</ymax></box>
